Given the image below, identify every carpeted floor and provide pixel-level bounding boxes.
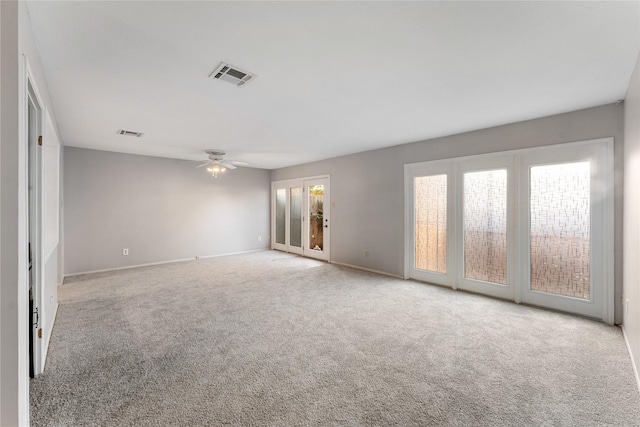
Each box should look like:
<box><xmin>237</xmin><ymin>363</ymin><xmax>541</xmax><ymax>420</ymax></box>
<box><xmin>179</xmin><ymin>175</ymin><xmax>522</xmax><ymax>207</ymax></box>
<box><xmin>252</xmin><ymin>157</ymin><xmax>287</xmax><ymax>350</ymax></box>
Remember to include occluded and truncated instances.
<box><xmin>30</xmin><ymin>250</ymin><xmax>640</xmax><ymax>426</ymax></box>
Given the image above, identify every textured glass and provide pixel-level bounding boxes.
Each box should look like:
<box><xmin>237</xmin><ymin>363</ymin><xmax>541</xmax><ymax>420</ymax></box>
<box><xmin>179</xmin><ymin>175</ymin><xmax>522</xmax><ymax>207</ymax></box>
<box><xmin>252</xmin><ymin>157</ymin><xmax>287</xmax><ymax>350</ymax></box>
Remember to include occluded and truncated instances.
<box><xmin>415</xmin><ymin>175</ymin><xmax>447</xmax><ymax>273</ymax></box>
<box><xmin>309</xmin><ymin>185</ymin><xmax>324</xmax><ymax>251</ymax></box>
<box><xmin>290</xmin><ymin>187</ymin><xmax>302</xmax><ymax>248</ymax></box>
<box><xmin>463</xmin><ymin>170</ymin><xmax>507</xmax><ymax>284</ymax></box>
<box><xmin>530</xmin><ymin>162</ymin><xmax>590</xmax><ymax>299</ymax></box>
<box><xmin>275</xmin><ymin>189</ymin><xmax>286</xmax><ymax>245</ymax></box>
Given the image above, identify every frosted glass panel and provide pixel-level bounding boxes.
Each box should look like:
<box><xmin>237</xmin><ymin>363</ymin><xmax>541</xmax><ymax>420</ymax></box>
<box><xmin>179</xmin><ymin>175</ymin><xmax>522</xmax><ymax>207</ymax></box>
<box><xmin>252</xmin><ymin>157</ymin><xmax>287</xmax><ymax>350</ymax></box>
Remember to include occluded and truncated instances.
<box><xmin>290</xmin><ymin>187</ymin><xmax>302</xmax><ymax>248</ymax></box>
<box><xmin>275</xmin><ymin>189</ymin><xmax>286</xmax><ymax>245</ymax></box>
<box><xmin>463</xmin><ymin>170</ymin><xmax>507</xmax><ymax>284</ymax></box>
<box><xmin>530</xmin><ymin>162</ymin><xmax>590</xmax><ymax>299</ymax></box>
<box><xmin>415</xmin><ymin>175</ymin><xmax>447</xmax><ymax>273</ymax></box>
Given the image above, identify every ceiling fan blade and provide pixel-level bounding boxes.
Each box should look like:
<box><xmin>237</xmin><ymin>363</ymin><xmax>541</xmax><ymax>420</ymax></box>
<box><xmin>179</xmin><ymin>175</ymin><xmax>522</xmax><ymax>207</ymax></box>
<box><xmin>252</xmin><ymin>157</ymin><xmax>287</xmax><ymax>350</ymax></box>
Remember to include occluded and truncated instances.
<box><xmin>195</xmin><ymin>161</ymin><xmax>211</xmax><ymax>168</ymax></box>
<box><xmin>220</xmin><ymin>161</ymin><xmax>236</xmax><ymax>170</ymax></box>
<box><xmin>229</xmin><ymin>160</ymin><xmax>249</xmax><ymax>167</ymax></box>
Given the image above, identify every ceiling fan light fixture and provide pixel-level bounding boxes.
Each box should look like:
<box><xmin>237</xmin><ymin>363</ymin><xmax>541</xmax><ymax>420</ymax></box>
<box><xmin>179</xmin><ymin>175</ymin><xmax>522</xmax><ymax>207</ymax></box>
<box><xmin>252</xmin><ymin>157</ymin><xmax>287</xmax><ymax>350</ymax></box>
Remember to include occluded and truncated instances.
<box><xmin>208</xmin><ymin>160</ymin><xmax>226</xmax><ymax>178</ymax></box>
<box><xmin>199</xmin><ymin>149</ymin><xmax>246</xmax><ymax>178</ymax></box>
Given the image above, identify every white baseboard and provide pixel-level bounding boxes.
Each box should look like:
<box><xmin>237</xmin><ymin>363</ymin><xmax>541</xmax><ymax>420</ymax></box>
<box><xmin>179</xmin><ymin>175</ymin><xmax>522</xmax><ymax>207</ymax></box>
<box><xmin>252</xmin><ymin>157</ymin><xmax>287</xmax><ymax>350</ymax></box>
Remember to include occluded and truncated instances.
<box><xmin>622</xmin><ymin>325</ymin><xmax>640</xmax><ymax>394</ymax></box>
<box><xmin>64</xmin><ymin>249</ymin><xmax>268</xmax><ymax>278</ymax></box>
<box><xmin>329</xmin><ymin>260</ymin><xmax>404</xmax><ymax>279</ymax></box>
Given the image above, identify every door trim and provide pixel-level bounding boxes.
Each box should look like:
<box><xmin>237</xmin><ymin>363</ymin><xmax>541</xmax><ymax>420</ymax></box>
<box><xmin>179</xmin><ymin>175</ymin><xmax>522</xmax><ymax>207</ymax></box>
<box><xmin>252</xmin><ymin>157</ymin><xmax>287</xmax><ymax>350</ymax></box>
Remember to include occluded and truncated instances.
<box><xmin>271</xmin><ymin>175</ymin><xmax>331</xmax><ymax>261</ymax></box>
<box><xmin>25</xmin><ymin>62</ymin><xmax>46</xmax><ymax>376</ymax></box>
<box><xmin>302</xmin><ymin>177</ymin><xmax>330</xmax><ymax>261</ymax></box>
<box><xmin>404</xmin><ymin>138</ymin><xmax>614</xmax><ymax>323</ymax></box>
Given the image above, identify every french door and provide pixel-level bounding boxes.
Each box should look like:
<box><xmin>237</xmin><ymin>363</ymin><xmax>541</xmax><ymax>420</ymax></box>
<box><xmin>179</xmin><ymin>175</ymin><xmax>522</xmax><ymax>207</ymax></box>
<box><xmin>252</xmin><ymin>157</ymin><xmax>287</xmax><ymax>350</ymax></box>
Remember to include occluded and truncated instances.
<box><xmin>272</xmin><ymin>176</ymin><xmax>330</xmax><ymax>261</ymax></box>
<box><xmin>406</xmin><ymin>139</ymin><xmax>613</xmax><ymax>322</ymax></box>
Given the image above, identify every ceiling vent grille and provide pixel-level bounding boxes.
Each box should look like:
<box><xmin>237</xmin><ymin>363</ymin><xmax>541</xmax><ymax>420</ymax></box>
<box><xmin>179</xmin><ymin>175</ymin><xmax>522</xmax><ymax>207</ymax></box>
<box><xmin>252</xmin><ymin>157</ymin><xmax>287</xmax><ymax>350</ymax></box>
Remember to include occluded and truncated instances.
<box><xmin>117</xmin><ymin>129</ymin><xmax>144</xmax><ymax>137</ymax></box>
<box><xmin>209</xmin><ymin>62</ymin><xmax>256</xmax><ymax>87</ymax></box>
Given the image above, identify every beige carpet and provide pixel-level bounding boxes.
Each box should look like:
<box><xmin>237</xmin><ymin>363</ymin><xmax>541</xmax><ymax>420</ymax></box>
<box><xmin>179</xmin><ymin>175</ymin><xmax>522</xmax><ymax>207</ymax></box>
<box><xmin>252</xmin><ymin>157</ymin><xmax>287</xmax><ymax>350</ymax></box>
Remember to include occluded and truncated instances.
<box><xmin>30</xmin><ymin>250</ymin><xmax>640</xmax><ymax>426</ymax></box>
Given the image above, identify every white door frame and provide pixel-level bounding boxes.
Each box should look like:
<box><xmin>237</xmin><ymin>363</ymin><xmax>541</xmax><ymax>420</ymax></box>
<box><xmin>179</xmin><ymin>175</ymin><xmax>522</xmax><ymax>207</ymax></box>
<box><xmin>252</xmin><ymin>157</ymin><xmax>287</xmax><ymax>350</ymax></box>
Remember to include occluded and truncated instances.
<box><xmin>25</xmin><ymin>63</ymin><xmax>45</xmax><ymax>376</ymax></box>
<box><xmin>271</xmin><ymin>179</ymin><xmax>304</xmax><ymax>255</ymax></box>
<box><xmin>518</xmin><ymin>141</ymin><xmax>613</xmax><ymax>321</ymax></box>
<box><xmin>404</xmin><ymin>160</ymin><xmax>455</xmax><ymax>288</ymax></box>
<box><xmin>455</xmin><ymin>155</ymin><xmax>516</xmax><ymax>301</ymax></box>
<box><xmin>302</xmin><ymin>177</ymin><xmax>330</xmax><ymax>261</ymax></box>
<box><xmin>405</xmin><ymin>138</ymin><xmax>614</xmax><ymax>324</ymax></box>
<box><xmin>271</xmin><ymin>175</ymin><xmax>330</xmax><ymax>261</ymax></box>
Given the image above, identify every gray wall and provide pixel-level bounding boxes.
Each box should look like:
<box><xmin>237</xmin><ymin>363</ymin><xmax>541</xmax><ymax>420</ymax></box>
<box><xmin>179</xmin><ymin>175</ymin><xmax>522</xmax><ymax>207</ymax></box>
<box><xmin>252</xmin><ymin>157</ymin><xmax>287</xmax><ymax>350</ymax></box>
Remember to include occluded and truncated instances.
<box><xmin>64</xmin><ymin>147</ymin><xmax>270</xmax><ymax>274</ymax></box>
<box><xmin>1</xmin><ymin>2</ymin><xmax>23</xmax><ymax>424</ymax></box>
<box><xmin>623</xmin><ymin>51</ymin><xmax>640</xmax><ymax>386</ymax></box>
<box><xmin>271</xmin><ymin>103</ymin><xmax>625</xmax><ymax>323</ymax></box>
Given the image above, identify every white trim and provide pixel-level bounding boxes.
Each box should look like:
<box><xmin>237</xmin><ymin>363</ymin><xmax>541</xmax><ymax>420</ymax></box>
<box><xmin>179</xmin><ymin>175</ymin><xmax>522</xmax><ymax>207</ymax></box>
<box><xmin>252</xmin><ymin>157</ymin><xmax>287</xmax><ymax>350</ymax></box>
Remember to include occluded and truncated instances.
<box><xmin>63</xmin><ymin>249</ymin><xmax>268</xmax><ymax>277</ymax></box>
<box><xmin>330</xmin><ymin>261</ymin><xmax>404</xmax><ymax>279</ymax></box>
<box><xmin>26</xmin><ymin>60</ymin><xmax>47</xmax><ymax>377</ymax></box>
<box><xmin>271</xmin><ymin>174</ymin><xmax>329</xmax><ymax>185</ymax></box>
<box><xmin>622</xmin><ymin>325</ymin><xmax>640</xmax><ymax>394</ymax></box>
<box><xmin>17</xmin><ymin>49</ymin><xmax>31</xmax><ymax>427</ymax></box>
<box><xmin>403</xmin><ymin>165</ymin><xmax>412</xmax><ymax>279</ymax></box>
<box><xmin>405</xmin><ymin>137</ymin><xmax>613</xmax><ymax>168</ymax></box>
<box><xmin>602</xmin><ymin>139</ymin><xmax>615</xmax><ymax>325</ymax></box>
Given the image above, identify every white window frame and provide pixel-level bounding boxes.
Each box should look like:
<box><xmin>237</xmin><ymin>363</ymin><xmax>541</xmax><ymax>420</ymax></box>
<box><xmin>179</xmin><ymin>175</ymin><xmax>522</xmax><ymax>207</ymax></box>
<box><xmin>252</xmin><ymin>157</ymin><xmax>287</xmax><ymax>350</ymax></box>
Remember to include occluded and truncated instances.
<box><xmin>404</xmin><ymin>138</ymin><xmax>614</xmax><ymax>324</ymax></box>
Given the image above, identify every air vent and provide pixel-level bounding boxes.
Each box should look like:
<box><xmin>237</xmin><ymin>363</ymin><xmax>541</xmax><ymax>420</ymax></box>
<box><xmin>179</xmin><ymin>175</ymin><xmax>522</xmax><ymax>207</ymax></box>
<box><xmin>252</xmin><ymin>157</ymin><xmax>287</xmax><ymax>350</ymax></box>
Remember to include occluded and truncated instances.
<box><xmin>117</xmin><ymin>129</ymin><xmax>144</xmax><ymax>137</ymax></box>
<box><xmin>209</xmin><ymin>62</ymin><xmax>256</xmax><ymax>87</ymax></box>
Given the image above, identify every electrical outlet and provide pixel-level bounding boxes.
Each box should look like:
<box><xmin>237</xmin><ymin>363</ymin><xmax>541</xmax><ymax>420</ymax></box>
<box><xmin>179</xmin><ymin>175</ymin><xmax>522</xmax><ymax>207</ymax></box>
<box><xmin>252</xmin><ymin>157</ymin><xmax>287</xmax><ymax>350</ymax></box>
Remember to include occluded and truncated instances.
<box><xmin>364</xmin><ymin>250</ymin><xmax>369</xmax><ymax>257</ymax></box>
<box><xmin>258</xmin><ymin>236</ymin><xmax>262</xmax><ymax>242</ymax></box>
<box><xmin>123</xmin><ymin>248</ymin><xmax>129</xmax><ymax>256</ymax></box>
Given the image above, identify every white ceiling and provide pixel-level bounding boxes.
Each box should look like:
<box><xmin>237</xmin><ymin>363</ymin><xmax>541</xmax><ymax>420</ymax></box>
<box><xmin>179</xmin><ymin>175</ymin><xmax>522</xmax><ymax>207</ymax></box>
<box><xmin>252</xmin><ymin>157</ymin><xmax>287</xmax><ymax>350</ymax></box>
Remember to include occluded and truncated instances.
<box><xmin>26</xmin><ymin>1</ymin><xmax>640</xmax><ymax>169</ymax></box>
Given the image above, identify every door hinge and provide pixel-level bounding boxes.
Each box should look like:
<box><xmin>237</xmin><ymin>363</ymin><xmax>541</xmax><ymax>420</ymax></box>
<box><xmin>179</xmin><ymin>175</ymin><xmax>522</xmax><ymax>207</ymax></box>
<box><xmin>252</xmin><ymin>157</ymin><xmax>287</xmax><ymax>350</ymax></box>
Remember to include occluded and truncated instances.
<box><xmin>38</xmin><ymin>328</ymin><xmax>43</xmax><ymax>339</ymax></box>
<box><xmin>38</xmin><ymin>135</ymin><xmax>43</xmax><ymax>146</ymax></box>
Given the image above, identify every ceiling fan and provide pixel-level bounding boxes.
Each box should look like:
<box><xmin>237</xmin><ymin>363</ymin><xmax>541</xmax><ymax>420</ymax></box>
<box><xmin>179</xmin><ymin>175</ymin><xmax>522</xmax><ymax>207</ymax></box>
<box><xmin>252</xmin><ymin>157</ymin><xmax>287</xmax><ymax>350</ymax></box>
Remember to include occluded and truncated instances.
<box><xmin>196</xmin><ymin>150</ymin><xmax>248</xmax><ymax>178</ymax></box>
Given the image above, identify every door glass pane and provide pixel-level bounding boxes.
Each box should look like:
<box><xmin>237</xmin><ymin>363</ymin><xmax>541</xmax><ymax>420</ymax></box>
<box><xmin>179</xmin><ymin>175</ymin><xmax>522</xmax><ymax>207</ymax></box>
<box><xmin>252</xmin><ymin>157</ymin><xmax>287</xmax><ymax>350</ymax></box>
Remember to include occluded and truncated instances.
<box><xmin>463</xmin><ymin>170</ymin><xmax>507</xmax><ymax>284</ymax></box>
<box><xmin>290</xmin><ymin>187</ymin><xmax>302</xmax><ymax>248</ymax></box>
<box><xmin>530</xmin><ymin>162</ymin><xmax>590</xmax><ymax>299</ymax></box>
<box><xmin>415</xmin><ymin>175</ymin><xmax>447</xmax><ymax>273</ymax></box>
<box><xmin>308</xmin><ymin>185</ymin><xmax>324</xmax><ymax>251</ymax></box>
<box><xmin>275</xmin><ymin>189</ymin><xmax>286</xmax><ymax>245</ymax></box>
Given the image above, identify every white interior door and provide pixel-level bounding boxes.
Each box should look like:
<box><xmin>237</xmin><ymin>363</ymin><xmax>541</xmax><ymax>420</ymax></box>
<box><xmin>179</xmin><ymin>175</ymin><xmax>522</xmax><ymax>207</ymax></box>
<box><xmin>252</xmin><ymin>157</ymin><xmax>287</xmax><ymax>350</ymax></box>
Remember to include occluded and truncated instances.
<box><xmin>303</xmin><ymin>178</ymin><xmax>330</xmax><ymax>261</ymax></box>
